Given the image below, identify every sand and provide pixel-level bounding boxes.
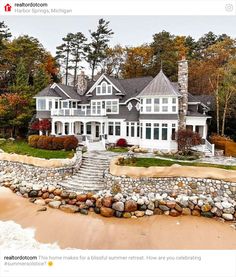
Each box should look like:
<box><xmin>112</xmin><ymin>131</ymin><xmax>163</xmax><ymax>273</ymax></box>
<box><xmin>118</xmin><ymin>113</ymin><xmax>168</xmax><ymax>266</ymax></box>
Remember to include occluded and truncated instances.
<box><xmin>0</xmin><ymin>187</ymin><xmax>235</xmax><ymax>250</ymax></box>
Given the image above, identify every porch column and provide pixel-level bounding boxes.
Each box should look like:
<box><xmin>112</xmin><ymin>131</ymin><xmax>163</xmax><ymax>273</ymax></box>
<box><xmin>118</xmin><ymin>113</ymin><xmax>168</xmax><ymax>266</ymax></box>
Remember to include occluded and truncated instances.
<box><xmin>202</xmin><ymin>125</ymin><xmax>206</xmax><ymax>139</ymax></box>
<box><xmin>62</xmin><ymin>122</ymin><xmax>65</xmax><ymax>135</ymax></box>
<box><xmin>193</xmin><ymin>125</ymin><xmax>196</xmax><ymax>132</ymax></box>
<box><xmin>51</xmin><ymin>119</ymin><xmax>55</xmax><ymax>135</ymax></box>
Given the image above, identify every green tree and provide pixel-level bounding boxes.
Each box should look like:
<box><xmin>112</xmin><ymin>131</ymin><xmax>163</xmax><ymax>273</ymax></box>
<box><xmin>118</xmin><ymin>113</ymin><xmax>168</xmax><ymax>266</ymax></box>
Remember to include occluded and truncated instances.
<box><xmin>34</xmin><ymin>65</ymin><xmax>51</xmax><ymax>93</ymax></box>
<box><xmin>69</xmin><ymin>32</ymin><xmax>87</xmax><ymax>86</ymax></box>
<box><xmin>15</xmin><ymin>57</ymin><xmax>29</xmax><ymax>87</ymax></box>
<box><xmin>56</xmin><ymin>33</ymin><xmax>74</xmax><ymax>85</ymax></box>
<box><xmin>0</xmin><ymin>21</ymin><xmax>11</xmax><ymax>51</ymax></box>
<box><xmin>150</xmin><ymin>30</ymin><xmax>177</xmax><ymax>80</ymax></box>
<box><xmin>84</xmin><ymin>18</ymin><xmax>114</xmax><ymax>79</ymax></box>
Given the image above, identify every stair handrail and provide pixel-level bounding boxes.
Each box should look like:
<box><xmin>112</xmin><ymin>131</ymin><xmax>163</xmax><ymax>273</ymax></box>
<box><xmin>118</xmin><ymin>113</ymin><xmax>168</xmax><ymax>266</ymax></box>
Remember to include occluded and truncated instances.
<box><xmin>205</xmin><ymin>139</ymin><xmax>215</xmax><ymax>156</ymax></box>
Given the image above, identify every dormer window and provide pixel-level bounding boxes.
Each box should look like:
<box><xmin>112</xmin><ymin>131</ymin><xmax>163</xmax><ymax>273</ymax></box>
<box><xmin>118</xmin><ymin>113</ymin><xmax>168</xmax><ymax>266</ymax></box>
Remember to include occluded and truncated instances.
<box><xmin>96</xmin><ymin>81</ymin><xmax>112</xmax><ymax>95</ymax></box>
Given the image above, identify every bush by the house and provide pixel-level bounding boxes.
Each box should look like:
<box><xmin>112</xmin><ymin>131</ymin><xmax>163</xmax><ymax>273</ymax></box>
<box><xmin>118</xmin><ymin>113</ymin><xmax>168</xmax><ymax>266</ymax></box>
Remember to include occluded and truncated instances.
<box><xmin>116</xmin><ymin>138</ymin><xmax>127</xmax><ymax>148</ymax></box>
<box><xmin>210</xmin><ymin>134</ymin><xmax>236</xmax><ymax>157</ymax></box>
<box><xmin>63</xmin><ymin>136</ymin><xmax>78</xmax><ymax>151</ymax></box>
<box><xmin>175</xmin><ymin>129</ymin><xmax>201</xmax><ymax>155</ymax></box>
<box><xmin>28</xmin><ymin>135</ymin><xmax>40</xmax><ymax>148</ymax></box>
<box><xmin>28</xmin><ymin>135</ymin><xmax>78</xmax><ymax>151</ymax></box>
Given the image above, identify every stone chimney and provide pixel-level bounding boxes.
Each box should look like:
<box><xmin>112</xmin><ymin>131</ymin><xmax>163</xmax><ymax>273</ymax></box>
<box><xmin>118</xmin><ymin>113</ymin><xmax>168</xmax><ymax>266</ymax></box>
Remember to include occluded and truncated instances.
<box><xmin>76</xmin><ymin>71</ymin><xmax>87</xmax><ymax>95</ymax></box>
<box><xmin>178</xmin><ymin>57</ymin><xmax>188</xmax><ymax>129</ymax></box>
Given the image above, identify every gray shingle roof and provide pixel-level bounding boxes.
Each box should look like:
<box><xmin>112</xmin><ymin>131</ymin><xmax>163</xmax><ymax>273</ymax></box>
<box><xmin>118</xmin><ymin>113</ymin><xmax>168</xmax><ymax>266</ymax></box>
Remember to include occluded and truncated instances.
<box><xmin>35</xmin><ymin>86</ymin><xmax>61</xmax><ymax>98</ymax></box>
<box><xmin>138</xmin><ymin>70</ymin><xmax>180</xmax><ymax>97</ymax></box>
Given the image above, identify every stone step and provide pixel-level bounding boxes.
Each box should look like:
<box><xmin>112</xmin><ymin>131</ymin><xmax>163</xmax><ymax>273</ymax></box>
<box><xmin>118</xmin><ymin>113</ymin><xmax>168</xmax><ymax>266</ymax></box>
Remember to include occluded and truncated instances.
<box><xmin>59</xmin><ymin>181</ymin><xmax>104</xmax><ymax>189</ymax></box>
<box><xmin>77</xmin><ymin>168</ymin><xmax>104</xmax><ymax>174</ymax></box>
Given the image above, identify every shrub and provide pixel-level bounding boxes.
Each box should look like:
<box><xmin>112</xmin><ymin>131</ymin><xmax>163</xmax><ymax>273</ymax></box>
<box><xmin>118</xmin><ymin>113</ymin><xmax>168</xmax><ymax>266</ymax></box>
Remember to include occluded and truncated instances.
<box><xmin>28</xmin><ymin>135</ymin><xmax>40</xmax><ymax>148</ymax></box>
<box><xmin>52</xmin><ymin>137</ymin><xmax>65</xmax><ymax>150</ymax></box>
<box><xmin>63</xmin><ymin>136</ymin><xmax>78</xmax><ymax>151</ymax></box>
<box><xmin>116</xmin><ymin>138</ymin><xmax>127</xmax><ymax>148</ymax></box>
<box><xmin>37</xmin><ymin>136</ymin><xmax>47</xmax><ymax>149</ymax></box>
<box><xmin>175</xmin><ymin>129</ymin><xmax>201</xmax><ymax>155</ymax></box>
<box><xmin>28</xmin><ymin>135</ymin><xmax>78</xmax><ymax>151</ymax></box>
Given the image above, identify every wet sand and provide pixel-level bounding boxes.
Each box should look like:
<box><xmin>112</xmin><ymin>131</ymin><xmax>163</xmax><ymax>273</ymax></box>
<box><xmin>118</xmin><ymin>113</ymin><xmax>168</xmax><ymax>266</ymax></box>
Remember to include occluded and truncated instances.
<box><xmin>0</xmin><ymin>187</ymin><xmax>235</xmax><ymax>249</ymax></box>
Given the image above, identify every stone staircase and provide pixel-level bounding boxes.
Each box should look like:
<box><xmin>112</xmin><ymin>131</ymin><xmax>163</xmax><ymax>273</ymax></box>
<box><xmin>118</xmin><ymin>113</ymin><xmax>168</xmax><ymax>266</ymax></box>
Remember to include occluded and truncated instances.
<box><xmin>58</xmin><ymin>151</ymin><xmax>116</xmax><ymax>193</ymax></box>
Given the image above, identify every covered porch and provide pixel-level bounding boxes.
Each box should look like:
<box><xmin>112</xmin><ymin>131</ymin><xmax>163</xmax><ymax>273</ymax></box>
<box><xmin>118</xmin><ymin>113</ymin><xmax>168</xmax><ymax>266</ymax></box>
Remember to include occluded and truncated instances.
<box><xmin>186</xmin><ymin>116</ymin><xmax>210</xmax><ymax>139</ymax></box>
<box><xmin>51</xmin><ymin>118</ymin><xmax>108</xmax><ymax>142</ymax></box>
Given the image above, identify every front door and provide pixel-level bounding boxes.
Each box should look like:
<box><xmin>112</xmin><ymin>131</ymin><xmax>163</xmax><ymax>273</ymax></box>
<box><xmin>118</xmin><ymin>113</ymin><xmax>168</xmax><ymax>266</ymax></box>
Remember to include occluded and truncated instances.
<box><xmin>96</xmin><ymin>124</ymin><xmax>100</xmax><ymax>138</ymax></box>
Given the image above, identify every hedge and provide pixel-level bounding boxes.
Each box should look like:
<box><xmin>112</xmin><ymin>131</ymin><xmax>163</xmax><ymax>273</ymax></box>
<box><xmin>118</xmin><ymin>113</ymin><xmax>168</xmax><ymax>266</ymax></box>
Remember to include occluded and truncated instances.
<box><xmin>28</xmin><ymin>135</ymin><xmax>78</xmax><ymax>151</ymax></box>
<box><xmin>210</xmin><ymin>134</ymin><xmax>236</xmax><ymax>157</ymax></box>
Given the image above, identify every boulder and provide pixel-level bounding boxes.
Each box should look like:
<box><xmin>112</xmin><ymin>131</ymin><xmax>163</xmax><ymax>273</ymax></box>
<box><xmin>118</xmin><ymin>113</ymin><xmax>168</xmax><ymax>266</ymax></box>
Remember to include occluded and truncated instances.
<box><xmin>145</xmin><ymin>210</ymin><xmax>154</xmax><ymax>216</ymax></box>
<box><xmin>34</xmin><ymin>199</ymin><xmax>46</xmax><ymax>206</ymax></box>
<box><xmin>102</xmin><ymin>196</ymin><xmax>113</xmax><ymax>208</ymax></box>
<box><xmin>123</xmin><ymin>212</ymin><xmax>132</xmax><ymax>218</ymax></box>
<box><xmin>125</xmin><ymin>200</ymin><xmax>137</xmax><ymax>212</ymax></box>
<box><xmin>222</xmin><ymin>213</ymin><xmax>233</xmax><ymax>221</ymax></box>
<box><xmin>166</xmin><ymin>201</ymin><xmax>176</xmax><ymax>209</ymax></box>
<box><xmin>53</xmin><ymin>188</ymin><xmax>62</xmax><ymax>196</ymax></box>
<box><xmin>192</xmin><ymin>209</ymin><xmax>201</xmax><ymax>216</ymax></box>
<box><xmin>112</xmin><ymin>201</ymin><xmax>125</xmax><ymax>212</ymax></box>
<box><xmin>96</xmin><ymin>198</ymin><xmax>103</xmax><ymax>208</ymax></box>
<box><xmin>201</xmin><ymin>204</ymin><xmax>212</xmax><ymax>212</ymax></box>
<box><xmin>134</xmin><ymin>211</ymin><xmax>145</xmax><ymax>217</ymax></box>
<box><xmin>100</xmin><ymin>207</ymin><xmax>114</xmax><ymax>217</ymax></box>
<box><xmin>60</xmin><ymin>204</ymin><xmax>79</xmax><ymax>213</ymax></box>
<box><xmin>69</xmin><ymin>192</ymin><xmax>77</xmax><ymax>199</ymax></box>
<box><xmin>28</xmin><ymin>190</ymin><xmax>38</xmax><ymax>198</ymax></box>
<box><xmin>169</xmin><ymin>209</ymin><xmax>180</xmax><ymax>217</ymax></box>
<box><xmin>159</xmin><ymin>205</ymin><xmax>169</xmax><ymax>211</ymax></box>
<box><xmin>61</xmin><ymin>191</ymin><xmax>70</xmax><ymax>199</ymax></box>
<box><xmin>42</xmin><ymin>192</ymin><xmax>49</xmax><ymax>199</ymax></box>
<box><xmin>76</xmin><ymin>194</ymin><xmax>87</xmax><ymax>202</ymax></box>
<box><xmin>48</xmin><ymin>201</ymin><xmax>61</xmax><ymax>209</ymax></box>
<box><xmin>182</xmin><ymin>208</ymin><xmax>191</xmax><ymax>215</ymax></box>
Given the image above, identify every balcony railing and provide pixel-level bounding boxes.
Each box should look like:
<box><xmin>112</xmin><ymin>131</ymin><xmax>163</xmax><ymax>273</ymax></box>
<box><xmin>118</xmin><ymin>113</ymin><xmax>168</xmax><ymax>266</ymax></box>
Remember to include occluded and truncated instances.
<box><xmin>51</xmin><ymin>109</ymin><xmax>106</xmax><ymax>117</ymax></box>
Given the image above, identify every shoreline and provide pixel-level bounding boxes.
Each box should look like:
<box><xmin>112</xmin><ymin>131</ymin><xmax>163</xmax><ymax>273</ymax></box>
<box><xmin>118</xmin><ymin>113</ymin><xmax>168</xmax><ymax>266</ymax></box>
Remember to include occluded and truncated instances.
<box><xmin>0</xmin><ymin>187</ymin><xmax>235</xmax><ymax>250</ymax></box>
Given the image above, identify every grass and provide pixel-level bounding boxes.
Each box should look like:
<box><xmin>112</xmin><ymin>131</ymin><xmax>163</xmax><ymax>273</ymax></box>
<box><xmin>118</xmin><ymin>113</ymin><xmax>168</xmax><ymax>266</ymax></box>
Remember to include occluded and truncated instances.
<box><xmin>108</xmin><ymin>147</ymin><xmax>129</xmax><ymax>153</ymax></box>
<box><xmin>0</xmin><ymin>140</ymin><xmax>74</xmax><ymax>159</ymax></box>
<box><xmin>124</xmin><ymin>157</ymin><xmax>236</xmax><ymax>171</ymax></box>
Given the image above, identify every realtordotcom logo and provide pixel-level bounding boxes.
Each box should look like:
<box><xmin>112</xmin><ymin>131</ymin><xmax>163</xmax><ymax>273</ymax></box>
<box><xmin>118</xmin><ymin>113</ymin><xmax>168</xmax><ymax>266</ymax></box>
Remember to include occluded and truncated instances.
<box><xmin>4</xmin><ymin>3</ymin><xmax>12</xmax><ymax>12</ymax></box>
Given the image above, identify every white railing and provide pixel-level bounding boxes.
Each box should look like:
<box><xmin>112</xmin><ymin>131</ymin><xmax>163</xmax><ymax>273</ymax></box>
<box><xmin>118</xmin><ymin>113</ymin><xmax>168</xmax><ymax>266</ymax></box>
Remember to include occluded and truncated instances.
<box><xmin>205</xmin><ymin>139</ymin><xmax>215</xmax><ymax>156</ymax></box>
<box><xmin>51</xmin><ymin>109</ymin><xmax>106</xmax><ymax>117</ymax></box>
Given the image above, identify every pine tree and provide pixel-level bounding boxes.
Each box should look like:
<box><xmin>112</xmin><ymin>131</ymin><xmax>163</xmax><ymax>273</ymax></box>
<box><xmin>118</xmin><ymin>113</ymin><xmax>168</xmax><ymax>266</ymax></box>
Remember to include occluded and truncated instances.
<box><xmin>15</xmin><ymin>57</ymin><xmax>29</xmax><ymax>87</ymax></box>
<box><xmin>70</xmin><ymin>32</ymin><xmax>87</xmax><ymax>86</ymax></box>
<box><xmin>34</xmin><ymin>65</ymin><xmax>51</xmax><ymax>93</ymax></box>
<box><xmin>56</xmin><ymin>33</ymin><xmax>74</xmax><ymax>85</ymax></box>
<box><xmin>84</xmin><ymin>18</ymin><xmax>114</xmax><ymax>79</ymax></box>
<box><xmin>0</xmin><ymin>21</ymin><xmax>11</xmax><ymax>51</ymax></box>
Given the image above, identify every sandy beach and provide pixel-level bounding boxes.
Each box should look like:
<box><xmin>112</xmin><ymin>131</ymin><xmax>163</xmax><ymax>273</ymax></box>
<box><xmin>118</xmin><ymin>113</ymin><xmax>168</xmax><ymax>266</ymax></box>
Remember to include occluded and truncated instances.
<box><xmin>0</xmin><ymin>187</ymin><xmax>235</xmax><ymax>250</ymax></box>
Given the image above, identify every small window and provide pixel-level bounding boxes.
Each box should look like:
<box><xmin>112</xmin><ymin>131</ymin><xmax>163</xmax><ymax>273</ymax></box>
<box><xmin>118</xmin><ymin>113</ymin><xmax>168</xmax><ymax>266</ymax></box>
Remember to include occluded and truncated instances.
<box><xmin>146</xmin><ymin>106</ymin><xmax>152</xmax><ymax>112</ymax></box>
<box><xmin>48</xmin><ymin>101</ymin><xmax>52</xmax><ymax>110</ymax></box>
<box><xmin>172</xmin><ymin>106</ymin><xmax>177</xmax><ymax>112</ymax></box>
<box><xmin>172</xmin><ymin>98</ymin><xmax>177</xmax><ymax>104</ymax></box>
<box><xmin>171</xmin><ymin>124</ymin><xmax>176</xmax><ymax>140</ymax></box>
<box><xmin>102</xmin><ymin>82</ymin><xmax>107</xmax><ymax>94</ymax></box>
<box><xmin>97</xmin><ymin>86</ymin><xmax>101</xmax><ymax>95</ymax></box>
<box><xmin>38</xmin><ymin>99</ymin><xmax>46</xmax><ymax>110</ymax></box>
<box><xmin>162</xmin><ymin>98</ymin><xmax>168</xmax><ymax>104</ymax></box>
<box><xmin>62</xmin><ymin>102</ymin><xmax>68</xmax><ymax>108</ymax></box>
<box><xmin>146</xmin><ymin>98</ymin><xmax>152</xmax><ymax>104</ymax></box>
<box><xmin>162</xmin><ymin>106</ymin><xmax>168</xmax><ymax>112</ymax></box>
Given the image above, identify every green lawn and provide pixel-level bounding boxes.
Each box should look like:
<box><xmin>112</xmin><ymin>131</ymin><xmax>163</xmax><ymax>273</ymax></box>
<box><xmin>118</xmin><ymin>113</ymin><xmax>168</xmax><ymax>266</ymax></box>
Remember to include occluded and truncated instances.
<box><xmin>108</xmin><ymin>147</ymin><xmax>129</xmax><ymax>153</ymax></box>
<box><xmin>0</xmin><ymin>140</ymin><xmax>74</xmax><ymax>159</ymax></box>
<box><xmin>126</xmin><ymin>157</ymin><xmax>236</xmax><ymax>170</ymax></box>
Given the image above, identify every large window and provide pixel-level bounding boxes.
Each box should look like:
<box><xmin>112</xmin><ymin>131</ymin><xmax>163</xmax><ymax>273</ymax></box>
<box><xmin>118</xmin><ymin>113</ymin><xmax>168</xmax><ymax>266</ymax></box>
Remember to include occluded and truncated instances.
<box><xmin>108</xmin><ymin>122</ymin><xmax>114</xmax><ymax>135</ymax></box>
<box><xmin>37</xmin><ymin>99</ymin><xmax>46</xmax><ymax>110</ymax></box>
<box><xmin>154</xmin><ymin>98</ymin><xmax>160</xmax><ymax>112</ymax></box>
<box><xmin>131</xmin><ymin>123</ymin><xmax>135</xmax><ymax>137</ymax></box>
<box><xmin>109</xmin><ymin>122</ymin><xmax>121</xmax><ymax>136</ymax></box>
<box><xmin>106</xmin><ymin>100</ymin><xmax>118</xmax><ymax>113</ymax></box>
<box><xmin>92</xmin><ymin>101</ymin><xmax>102</xmax><ymax>115</ymax></box>
<box><xmin>115</xmin><ymin>122</ymin><xmax>121</xmax><ymax>136</ymax></box>
<box><xmin>146</xmin><ymin>123</ymin><xmax>151</xmax><ymax>139</ymax></box>
<box><xmin>96</xmin><ymin>81</ymin><xmax>112</xmax><ymax>95</ymax></box>
<box><xmin>162</xmin><ymin>123</ymin><xmax>168</xmax><ymax>140</ymax></box>
<box><xmin>154</xmin><ymin>123</ymin><xmax>159</xmax><ymax>140</ymax></box>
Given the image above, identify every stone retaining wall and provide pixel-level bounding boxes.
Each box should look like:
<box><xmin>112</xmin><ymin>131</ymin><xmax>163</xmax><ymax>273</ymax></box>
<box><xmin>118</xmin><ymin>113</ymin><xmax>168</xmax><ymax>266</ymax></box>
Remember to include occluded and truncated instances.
<box><xmin>0</xmin><ymin>151</ymin><xmax>82</xmax><ymax>186</ymax></box>
<box><xmin>104</xmin><ymin>171</ymin><xmax>236</xmax><ymax>201</ymax></box>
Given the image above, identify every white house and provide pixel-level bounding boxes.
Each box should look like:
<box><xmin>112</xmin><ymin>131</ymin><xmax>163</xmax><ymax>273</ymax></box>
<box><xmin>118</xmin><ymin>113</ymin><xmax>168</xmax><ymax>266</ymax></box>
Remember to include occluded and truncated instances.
<box><xmin>34</xmin><ymin>58</ymin><xmax>214</xmax><ymax>154</ymax></box>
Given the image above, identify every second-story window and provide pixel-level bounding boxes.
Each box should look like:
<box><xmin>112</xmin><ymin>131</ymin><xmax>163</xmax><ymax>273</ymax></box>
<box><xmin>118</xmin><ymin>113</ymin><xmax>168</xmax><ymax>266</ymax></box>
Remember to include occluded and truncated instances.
<box><xmin>145</xmin><ymin>98</ymin><xmax>152</xmax><ymax>112</ymax></box>
<box><xmin>96</xmin><ymin>81</ymin><xmax>112</xmax><ymax>95</ymax></box>
<box><xmin>37</xmin><ymin>99</ymin><xmax>46</xmax><ymax>110</ymax></box>
<box><xmin>106</xmin><ymin>100</ymin><xmax>118</xmax><ymax>113</ymax></box>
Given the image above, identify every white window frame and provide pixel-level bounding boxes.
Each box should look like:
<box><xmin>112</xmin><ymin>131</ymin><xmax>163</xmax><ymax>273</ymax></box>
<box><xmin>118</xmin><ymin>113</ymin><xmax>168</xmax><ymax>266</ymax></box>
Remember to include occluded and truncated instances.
<box><xmin>96</xmin><ymin>81</ymin><xmax>112</xmax><ymax>95</ymax></box>
<box><xmin>37</xmin><ymin>98</ymin><xmax>47</xmax><ymax>111</ymax></box>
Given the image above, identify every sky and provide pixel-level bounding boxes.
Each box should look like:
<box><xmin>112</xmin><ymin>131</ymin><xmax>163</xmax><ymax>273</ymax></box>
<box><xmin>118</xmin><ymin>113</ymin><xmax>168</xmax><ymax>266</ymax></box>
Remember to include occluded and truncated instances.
<box><xmin>2</xmin><ymin>16</ymin><xmax>236</xmax><ymax>55</ymax></box>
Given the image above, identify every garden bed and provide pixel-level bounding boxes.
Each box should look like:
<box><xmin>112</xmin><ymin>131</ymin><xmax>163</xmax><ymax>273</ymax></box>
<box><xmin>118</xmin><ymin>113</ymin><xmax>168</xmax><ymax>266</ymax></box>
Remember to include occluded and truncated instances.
<box><xmin>0</xmin><ymin>140</ymin><xmax>73</xmax><ymax>159</ymax></box>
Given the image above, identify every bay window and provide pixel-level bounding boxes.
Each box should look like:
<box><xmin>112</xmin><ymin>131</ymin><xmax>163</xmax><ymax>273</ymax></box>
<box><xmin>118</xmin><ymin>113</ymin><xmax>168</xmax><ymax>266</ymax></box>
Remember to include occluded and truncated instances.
<box><xmin>37</xmin><ymin>99</ymin><xmax>46</xmax><ymax>110</ymax></box>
